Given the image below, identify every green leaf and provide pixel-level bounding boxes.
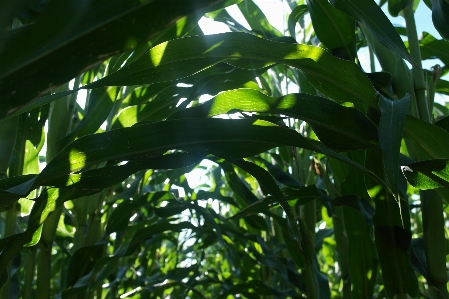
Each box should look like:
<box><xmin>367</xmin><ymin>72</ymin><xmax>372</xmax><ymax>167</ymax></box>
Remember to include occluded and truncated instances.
<box><xmin>404</xmin><ymin>115</ymin><xmax>449</xmax><ymax>159</ymax></box>
<box><xmin>56</xmin><ymin>87</ymin><xmax>117</xmax><ymax>150</ymax></box>
<box><xmin>126</xmin><ymin>221</ymin><xmax>196</xmax><ymax>255</ymax></box>
<box><xmin>47</xmin><ymin>152</ymin><xmax>206</xmax><ymax>190</ymax></box>
<box><xmin>0</xmin><ymin>187</ymin><xmax>98</xmax><ymax>274</ymax></box>
<box><xmin>378</xmin><ymin>94</ymin><xmax>410</xmax><ymax>195</ymax></box>
<box><xmin>329</xmin><ymin>0</ymin><xmax>418</xmax><ymax>67</ymax></box>
<box><xmin>229</xmin><ymin>185</ymin><xmax>321</xmax><ymax>219</ymax></box>
<box><xmin>66</xmin><ymin>244</ymin><xmax>104</xmax><ymax>287</ymax></box>
<box><xmin>226</xmin><ymin>158</ymin><xmax>303</xmax><ymax>247</ymax></box>
<box><xmin>307</xmin><ymin>0</ymin><xmax>356</xmax><ymax>60</ymax></box>
<box><xmin>88</xmin><ymin>33</ymin><xmax>376</xmax><ymax>104</ymax></box>
<box><xmin>237</xmin><ymin>1</ymin><xmax>282</xmax><ymax>38</ymax></box>
<box><xmin>1</xmin><ymin>118</ymin><xmax>390</xmax><ymax>205</ymax></box>
<box><xmin>365</xmin><ymin>149</ymin><xmax>419</xmax><ymax>299</ymax></box>
<box><xmin>431</xmin><ymin>0</ymin><xmax>449</xmax><ymax>40</ymax></box>
<box><xmin>215</xmin><ymin>159</ymin><xmax>259</xmax><ymax>205</ymax></box>
<box><xmin>0</xmin><ymin>117</ymin><xmax>18</xmax><ymax>175</ymax></box>
<box><xmin>419</xmin><ymin>32</ymin><xmax>449</xmax><ymax>65</ymax></box>
<box><xmin>401</xmin><ymin>159</ymin><xmax>449</xmax><ymax>189</ymax></box>
<box><xmin>252</xmin><ymin>157</ymin><xmax>302</xmax><ymax>188</ymax></box>
<box><xmin>388</xmin><ymin>0</ymin><xmax>409</xmax><ymax>16</ymax></box>
<box><xmin>169</xmin><ymin>89</ymin><xmax>380</xmax><ymax>150</ymax></box>
<box><xmin>332</xmin><ymin>195</ymin><xmax>375</xmax><ymax>225</ymax></box>
<box><xmin>0</xmin><ymin>0</ymin><xmax>241</xmax><ymax>119</ymax></box>
<box><xmin>436</xmin><ymin>78</ymin><xmax>449</xmax><ymax>96</ymax></box>
<box><xmin>7</xmin><ymin>32</ymin><xmax>378</xmax><ymax>119</ymax></box>
<box><xmin>410</xmin><ymin>238</ymin><xmax>430</xmax><ymax>279</ymax></box>
<box><xmin>288</xmin><ymin>5</ymin><xmax>308</xmax><ymax>38</ymax></box>
<box><xmin>342</xmin><ymin>206</ymin><xmax>378</xmax><ymax>298</ymax></box>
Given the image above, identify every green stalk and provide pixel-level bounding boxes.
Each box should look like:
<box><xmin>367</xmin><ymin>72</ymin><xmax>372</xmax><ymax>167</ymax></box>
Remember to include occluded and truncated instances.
<box><xmin>36</xmin><ymin>83</ymin><xmax>75</xmax><ymax>299</ymax></box>
<box><xmin>84</xmin><ymin>193</ymin><xmax>103</xmax><ymax>247</ymax></box>
<box><xmin>420</xmin><ymin>190</ymin><xmax>449</xmax><ymax>299</ymax></box>
<box><xmin>402</xmin><ymin>3</ymin><xmax>448</xmax><ymax>298</ymax></box>
<box><xmin>332</xmin><ymin>207</ymin><xmax>351</xmax><ymax>299</ymax></box>
<box><xmin>0</xmin><ymin>114</ymin><xmax>27</xmax><ymax>299</ymax></box>
<box><xmin>402</xmin><ymin>2</ymin><xmax>429</xmax><ymax>122</ymax></box>
<box><xmin>72</xmin><ymin>196</ymin><xmax>88</xmax><ymax>253</ymax></box>
<box><xmin>0</xmin><ymin>117</ymin><xmax>18</xmax><ymax>179</ymax></box>
<box><xmin>427</xmin><ymin>65</ymin><xmax>442</xmax><ymax>121</ymax></box>
<box><xmin>368</xmin><ymin>45</ymin><xmax>376</xmax><ymax>73</ymax></box>
<box><xmin>299</xmin><ymin>165</ymin><xmax>318</xmax><ymax>299</ymax></box>
<box><xmin>0</xmin><ymin>202</ymin><xmax>16</xmax><ymax>299</ymax></box>
<box><xmin>23</xmin><ymin>247</ymin><xmax>37</xmax><ymax>299</ymax></box>
<box><xmin>36</xmin><ymin>209</ymin><xmax>61</xmax><ymax>299</ymax></box>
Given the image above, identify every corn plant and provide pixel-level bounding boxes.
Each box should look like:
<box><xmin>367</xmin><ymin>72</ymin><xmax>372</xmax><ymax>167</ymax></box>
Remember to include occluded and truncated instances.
<box><xmin>0</xmin><ymin>0</ymin><xmax>448</xmax><ymax>298</ymax></box>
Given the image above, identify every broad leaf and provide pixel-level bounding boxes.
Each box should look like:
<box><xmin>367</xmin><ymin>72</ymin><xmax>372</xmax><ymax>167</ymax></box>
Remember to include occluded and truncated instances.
<box><xmin>7</xmin><ymin>32</ymin><xmax>378</xmax><ymax>119</ymax></box>
<box><xmin>307</xmin><ymin>0</ymin><xmax>356</xmax><ymax>60</ymax></box>
<box><xmin>419</xmin><ymin>32</ymin><xmax>449</xmax><ymax>66</ymax></box>
<box><xmin>329</xmin><ymin>0</ymin><xmax>417</xmax><ymax>67</ymax></box>
<box><xmin>288</xmin><ymin>5</ymin><xmax>308</xmax><ymax>38</ymax></box>
<box><xmin>404</xmin><ymin>115</ymin><xmax>449</xmax><ymax>159</ymax></box>
<box><xmin>388</xmin><ymin>0</ymin><xmax>409</xmax><ymax>16</ymax></box>
<box><xmin>0</xmin><ymin>0</ymin><xmax>242</xmax><ymax>119</ymax></box>
<box><xmin>431</xmin><ymin>0</ymin><xmax>449</xmax><ymax>40</ymax></box>
<box><xmin>378</xmin><ymin>94</ymin><xmax>410</xmax><ymax>195</ymax></box>
<box><xmin>169</xmin><ymin>89</ymin><xmax>380</xmax><ymax>151</ymax></box>
<box><xmin>401</xmin><ymin>159</ymin><xmax>449</xmax><ymax>190</ymax></box>
<box><xmin>226</xmin><ymin>158</ymin><xmax>303</xmax><ymax>247</ymax></box>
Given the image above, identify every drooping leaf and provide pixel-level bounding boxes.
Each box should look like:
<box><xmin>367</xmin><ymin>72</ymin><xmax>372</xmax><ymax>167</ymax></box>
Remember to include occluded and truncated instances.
<box><xmin>229</xmin><ymin>185</ymin><xmax>322</xmax><ymax>219</ymax></box>
<box><xmin>329</xmin><ymin>0</ymin><xmax>418</xmax><ymax>67</ymax></box>
<box><xmin>169</xmin><ymin>89</ymin><xmax>380</xmax><ymax>151</ymax></box>
<box><xmin>404</xmin><ymin>115</ymin><xmax>449</xmax><ymax>159</ymax></box>
<box><xmin>6</xmin><ymin>32</ymin><xmax>378</xmax><ymax>119</ymax></box>
<box><xmin>0</xmin><ymin>187</ymin><xmax>98</xmax><ymax>274</ymax></box>
<box><xmin>56</xmin><ymin>87</ymin><xmax>117</xmax><ymax>150</ymax></box>
<box><xmin>431</xmin><ymin>0</ymin><xmax>449</xmax><ymax>40</ymax></box>
<box><xmin>365</xmin><ymin>149</ymin><xmax>419</xmax><ymax>299</ymax></box>
<box><xmin>409</xmin><ymin>238</ymin><xmax>430</xmax><ymax>279</ymax></box>
<box><xmin>419</xmin><ymin>32</ymin><xmax>449</xmax><ymax>66</ymax></box>
<box><xmin>341</xmin><ymin>205</ymin><xmax>378</xmax><ymax>298</ymax></box>
<box><xmin>332</xmin><ymin>195</ymin><xmax>375</xmax><ymax>225</ymax></box>
<box><xmin>307</xmin><ymin>0</ymin><xmax>356</xmax><ymax>60</ymax></box>
<box><xmin>401</xmin><ymin>159</ymin><xmax>449</xmax><ymax>190</ymax></box>
<box><xmin>46</xmin><ymin>152</ymin><xmax>206</xmax><ymax>190</ymax></box>
<box><xmin>0</xmin><ymin>0</ymin><xmax>242</xmax><ymax>119</ymax></box>
<box><xmin>237</xmin><ymin>0</ymin><xmax>282</xmax><ymax>38</ymax></box>
<box><xmin>388</xmin><ymin>0</ymin><xmax>409</xmax><ymax>16</ymax></box>
<box><xmin>288</xmin><ymin>5</ymin><xmax>308</xmax><ymax>38</ymax></box>
<box><xmin>225</xmin><ymin>158</ymin><xmax>303</xmax><ymax>247</ymax></box>
<box><xmin>378</xmin><ymin>94</ymin><xmax>410</xmax><ymax>195</ymax></box>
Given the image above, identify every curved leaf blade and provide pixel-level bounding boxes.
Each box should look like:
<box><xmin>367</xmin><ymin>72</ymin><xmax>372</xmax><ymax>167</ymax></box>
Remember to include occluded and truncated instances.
<box><xmin>307</xmin><ymin>0</ymin><xmax>356</xmax><ymax>60</ymax></box>
<box><xmin>329</xmin><ymin>0</ymin><xmax>418</xmax><ymax>67</ymax></box>
<box><xmin>431</xmin><ymin>0</ymin><xmax>449</xmax><ymax>40</ymax></box>
<box><xmin>169</xmin><ymin>88</ymin><xmax>379</xmax><ymax>150</ymax></box>
<box><xmin>401</xmin><ymin>159</ymin><xmax>449</xmax><ymax>190</ymax></box>
<box><xmin>0</xmin><ymin>0</ymin><xmax>241</xmax><ymax>119</ymax></box>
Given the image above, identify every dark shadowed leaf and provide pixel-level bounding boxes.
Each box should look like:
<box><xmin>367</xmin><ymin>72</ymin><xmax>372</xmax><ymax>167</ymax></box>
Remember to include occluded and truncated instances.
<box><xmin>378</xmin><ymin>94</ymin><xmax>410</xmax><ymax>195</ymax></box>
<box><xmin>0</xmin><ymin>0</ymin><xmax>242</xmax><ymax>119</ymax></box>
<box><xmin>307</xmin><ymin>0</ymin><xmax>356</xmax><ymax>60</ymax></box>
<box><xmin>431</xmin><ymin>0</ymin><xmax>449</xmax><ymax>40</ymax></box>
<box><xmin>329</xmin><ymin>0</ymin><xmax>417</xmax><ymax>66</ymax></box>
<box><xmin>7</xmin><ymin>32</ymin><xmax>378</xmax><ymax>119</ymax></box>
<box><xmin>169</xmin><ymin>89</ymin><xmax>380</xmax><ymax>150</ymax></box>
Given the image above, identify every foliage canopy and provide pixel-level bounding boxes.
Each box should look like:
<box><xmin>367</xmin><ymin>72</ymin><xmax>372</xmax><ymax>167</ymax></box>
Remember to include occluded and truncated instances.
<box><xmin>0</xmin><ymin>0</ymin><xmax>449</xmax><ymax>298</ymax></box>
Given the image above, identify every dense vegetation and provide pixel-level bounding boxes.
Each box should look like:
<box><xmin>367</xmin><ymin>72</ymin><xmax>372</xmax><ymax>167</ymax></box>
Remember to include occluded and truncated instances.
<box><xmin>0</xmin><ymin>0</ymin><xmax>448</xmax><ymax>298</ymax></box>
